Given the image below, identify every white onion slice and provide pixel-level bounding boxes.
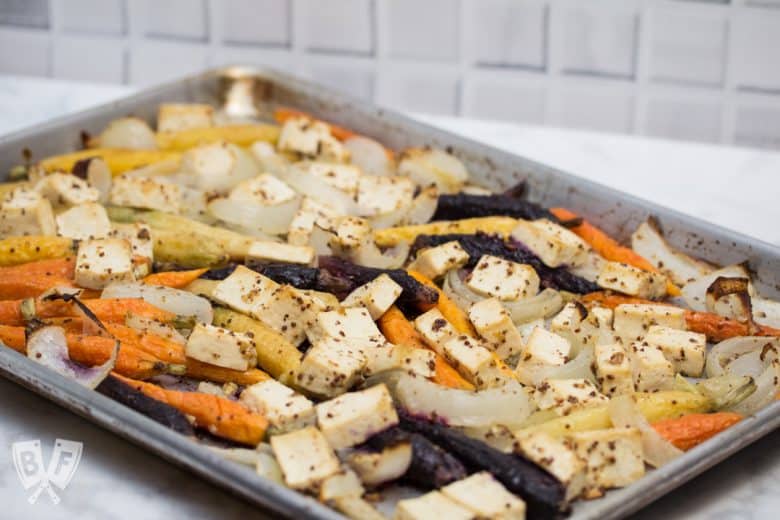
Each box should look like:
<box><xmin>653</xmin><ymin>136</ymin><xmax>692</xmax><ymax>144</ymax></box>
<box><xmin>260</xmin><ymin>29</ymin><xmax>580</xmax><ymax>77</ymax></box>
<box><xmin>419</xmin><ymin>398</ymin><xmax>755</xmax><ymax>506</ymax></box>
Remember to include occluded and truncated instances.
<box><xmin>207</xmin><ymin>196</ymin><xmax>300</xmax><ymax>235</ymax></box>
<box><xmin>98</xmin><ymin>117</ymin><xmax>157</xmax><ymax>150</ymax></box>
<box><xmin>279</xmin><ymin>163</ymin><xmax>359</xmax><ymax>215</ymax></box>
<box><xmin>27</xmin><ymin>326</ymin><xmax>117</xmax><ymax>389</ymax></box>
<box><xmin>532</xmin><ymin>345</ymin><xmax>596</xmax><ymax>385</ymax></box>
<box><xmin>349</xmin><ymin>238</ymin><xmax>409</xmax><ymax>269</ymax></box>
<box><xmin>705</xmin><ymin>337</ymin><xmax>777</xmax><ymax>377</ymax></box>
<box><xmin>631</xmin><ymin>218</ymin><xmax>713</xmax><ymax>286</ymax></box>
<box><xmin>344</xmin><ymin>136</ymin><xmax>395</xmax><ymax>177</ymax></box>
<box><xmin>401</xmin><ymin>186</ymin><xmax>438</xmax><ymax>226</ymax></box>
<box><xmin>503</xmin><ymin>288</ymin><xmax>565</xmax><ymax>325</ymax></box>
<box><xmin>125</xmin><ymin>312</ymin><xmax>186</xmax><ymax>345</ymax></box>
<box><xmin>751</xmin><ymin>296</ymin><xmax>780</xmax><ymax>329</ymax></box>
<box><xmin>370</xmin><ymin>203</ymin><xmax>412</xmax><ymax>230</ymax></box>
<box><xmin>608</xmin><ymin>394</ymin><xmax>684</xmax><ymax>468</ymax></box>
<box><xmin>443</xmin><ymin>269</ymin><xmax>480</xmax><ymax>308</ymax></box>
<box><xmin>102</xmin><ymin>282</ymin><xmax>213</xmax><ymax>324</ymax></box>
<box><xmin>85</xmin><ymin>158</ymin><xmax>112</xmax><ymax>203</ymax></box>
<box><xmin>682</xmin><ymin>264</ymin><xmax>754</xmax><ymax>312</ymax></box>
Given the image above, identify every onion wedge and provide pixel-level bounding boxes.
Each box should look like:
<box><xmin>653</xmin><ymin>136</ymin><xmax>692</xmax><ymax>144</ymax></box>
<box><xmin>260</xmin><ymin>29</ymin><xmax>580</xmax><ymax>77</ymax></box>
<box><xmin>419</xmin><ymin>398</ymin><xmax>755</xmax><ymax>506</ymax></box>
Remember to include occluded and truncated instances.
<box><xmin>102</xmin><ymin>282</ymin><xmax>213</xmax><ymax>324</ymax></box>
<box><xmin>344</xmin><ymin>136</ymin><xmax>394</xmax><ymax>177</ymax></box>
<box><xmin>608</xmin><ymin>394</ymin><xmax>683</xmax><ymax>468</ymax></box>
<box><xmin>207</xmin><ymin>196</ymin><xmax>300</xmax><ymax>235</ymax></box>
<box><xmin>631</xmin><ymin>218</ymin><xmax>713</xmax><ymax>285</ymax></box>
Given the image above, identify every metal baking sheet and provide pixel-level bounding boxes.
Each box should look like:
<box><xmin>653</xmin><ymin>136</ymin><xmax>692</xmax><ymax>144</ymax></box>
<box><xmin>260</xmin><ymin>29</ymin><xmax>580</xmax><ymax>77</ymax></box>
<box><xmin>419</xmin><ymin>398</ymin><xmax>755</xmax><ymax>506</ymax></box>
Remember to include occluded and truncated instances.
<box><xmin>0</xmin><ymin>66</ymin><xmax>778</xmax><ymax>519</ymax></box>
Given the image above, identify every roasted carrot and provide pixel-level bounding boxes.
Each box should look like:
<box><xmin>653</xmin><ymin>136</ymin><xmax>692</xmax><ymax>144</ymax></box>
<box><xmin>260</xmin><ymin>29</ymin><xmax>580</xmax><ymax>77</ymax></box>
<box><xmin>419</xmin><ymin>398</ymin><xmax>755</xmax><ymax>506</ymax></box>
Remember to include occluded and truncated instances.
<box><xmin>0</xmin><ymin>274</ymin><xmax>75</xmax><ymax>299</ymax></box>
<box><xmin>0</xmin><ymin>325</ymin><xmax>25</xmax><ymax>352</ymax></box>
<box><xmin>143</xmin><ymin>268</ymin><xmax>208</xmax><ymax>289</ymax></box>
<box><xmin>0</xmin><ymin>297</ymin><xmax>177</xmax><ymax>326</ymax></box>
<box><xmin>0</xmin><ymin>257</ymin><xmax>75</xmax><ymax>279</ymax></box>
<box><xmin>185</xmin><ymin>358</ymin><xmax>271</xmax><ymax>386</ymax></box>
<box><xmin>652</xmin><ymin>412</ymin><xmax>743</xmax><ymax>450</ymax></box>
<box><xmin>106</xmin><ymin>324</ymin><xmax>186</xmax><ymax>365</ymax></box>
<box><xmin>114</xmin><ymin>374</ymin><xmax>268</xmax><ymax>445</ymax></box>
<box><xmin>550</xmin><ymin>207</ymin><xmax>681</xmax><ymax>297</ymax></box>
<box><xmin>379</xmin><ymin>305</ymin><xmax>474</xmax><ymax>391</ymax></box>
<box><xmin>408</xmin><ymin>270</ymin><xmax>477</xmax><ymax>336</ymax></box>
<box><xmin>0</xmin><ymin>236</ymin><xmax>75</xmax><ymax>266</ymax></box>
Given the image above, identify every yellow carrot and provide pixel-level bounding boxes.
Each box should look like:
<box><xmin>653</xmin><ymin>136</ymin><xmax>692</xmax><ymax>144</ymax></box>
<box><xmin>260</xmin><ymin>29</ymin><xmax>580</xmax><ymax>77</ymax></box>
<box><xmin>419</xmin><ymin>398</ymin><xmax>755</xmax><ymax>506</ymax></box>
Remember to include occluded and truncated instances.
<box><xmin>374</xmin><ymin>217</ymin><xmax>518</xmax><ymax>248</ymax></box>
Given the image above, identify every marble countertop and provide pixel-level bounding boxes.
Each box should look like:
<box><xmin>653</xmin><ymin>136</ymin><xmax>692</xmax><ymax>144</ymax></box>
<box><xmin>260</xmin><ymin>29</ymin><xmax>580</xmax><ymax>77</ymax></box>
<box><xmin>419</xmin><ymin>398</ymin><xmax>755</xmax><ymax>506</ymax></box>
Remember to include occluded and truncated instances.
<box><xmin>0</xmin><ymin>75</ymin><xmax>777</xmax><ymax>520</ymax></box>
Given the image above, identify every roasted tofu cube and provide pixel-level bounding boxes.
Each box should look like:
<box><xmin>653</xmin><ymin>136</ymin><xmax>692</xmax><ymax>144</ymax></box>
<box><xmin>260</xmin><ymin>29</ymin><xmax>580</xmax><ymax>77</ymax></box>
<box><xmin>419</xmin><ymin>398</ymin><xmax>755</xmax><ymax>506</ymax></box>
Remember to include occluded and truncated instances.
<box><xmin>109</xmin><ymin>175</ymin><xmax>182</xmax><ymax>212</ymax></box>
<box><xmin>157</xmin><ymin>103</ymin><xmax>213</xmax><ymax>133</ymax></box>
<box><xmin>514</xmin><ymin>327</ymin><xmax>571</xmax><ymax>385</ymax></box>
<box><xmin>588</xmin><ymin>306</ymin><xmax>616</xmax><ymax>345</ymax></box>
<box><xmin>356</xmin><ymin>175</ymin><xmax>415</xmax><ymax>216</ymax></box>
<box><xmin>316</xmin><ymin>384</ymin><xmax>399</xmax><ymax>449</ymax></box>
<box><xmin>110</xmin><ymin>222</ymin><xmax>153</xmax><ymax>277</ymax></box>
<box><xmin>186</xmin><ymin>323</ymin><xmax>257</xmax><ymax>371</ymax></box>
<box><xmin>287</xmin><ymin>197</ymin><xmax>341</xmax><ymax>246</ymax></box>
<box><xmin>0</xmin><ymin>195</ymin><xmax>56</xmax><ymax>238</ymax></box>
<box><xmin>550</xmin><ymin>302</ymin><xmax>598</xmax><ymax>354</ymax></box>
<box><xmin>307</xmin><ymin>307</ymin><xmax>386</xmax><ymax>350</ymax></box>
<box><xmin>55</xmin><ymin>202</ymin><xmax>112</xmax><ymax>240</ymax></box>
<box><xmin>35</xmin><ymin>172</ymin><xmax>100</xmax><ymax>206</ymax></box>
<box><xmin>566</xmin><ymin>427</ymin><xmax>645</xmax><ymax>495</ymax></box>
<box><xmin>229</xmin><ymin>173</ymin><xmax>296</xmax><ymax>206</ymax></box>
<box><xmin>394</xmin><ymin>491</ymin><xmax>475</xmax><ymax>520</ymax></box>
<box><xmin>246</xmin><ymin>241</ymin><xmax>314</xmax><ymax>265</ymax></box>
<box><xmin>304</xmin><ymin>162</ymin><xmax>362</xmax><ymax>195</ymax></box>
<box><xmin>534</xmin><ymin>378</ymin><xmax>609</xmax><ymax>416</ymax></box>
<box><xmin>442</xmin><ymin>334</ymin><xmax>506</xmax><ymax>389</ymax></box>
<box><xmin>465</xmin><ymin>255</ymin><xmax>540</xmax><ymax>301</ymax></box>
<box><xmin>319</xmin><ymin>468</ymin><xmax>365</xmax><ymax>502</ymax></box>
<box><xmin>597</xmin><ymin>261</ymin><xmax>667</xmax><ymax>299</ymax></box>
<box><xmin>212</xmin><ymin>265</ymin><xmax>280</xmax><ymax>318</ymax></box>
<box><xmin>341</xmin><ymin>273</ymin><xmax>402</xmax><ymax>320</ymax></box>
<box><xmin>613</xmin><ymin>304</ymin><xmax>686</xmax><ymax>344</ymax></box>
<box><xmin>514</xmin><ymin>432</ymin><xmax>586</xmax><ymax>501</ymax></box>
<box><xmin>594</xmin><ymin>343</ymin><xmax>634</xmax><ymax>396</ymax></box>
<box><xmin>511</xmin><ymin>219</ymin><xmax>589</xmax><ymax>268</ymax></box>
<box><xmin>468</xmin><ymin>298</ymin><xmax>524</xmax><ymax>360</ymax></box>
<box><xmin>644</xmin><ymin>325</ymin><xmax>706</xmax><ymax>377</ymax></box>
<box><xmin>260</xmin><ymin>285</ymin><xmax>325</xmax><ymax>346</ymax></box>
<box><xmin>397</xmin><ymin>148</ymin><xmax>469</xmax><ymax>194</ymax></box>
<box><xmin>331</xmin><ymin>216</ymin><xmax>372</xmax><ymax>250</ymax></box>
<box><xmin>363</xmin><ymin>343</ymin><xmax>436</xmax><ymax>378</ymax></box>
<box><xmin>240</xmin><ymin>379</ymin><xmax>315</xmax><ymax>433</ymax></box>
<box><xmin>278</xmin><ymin>119</ymin><xmax>349</xmax><ymax>162</ymax></box>
<box><xmin>414</xmin><ymin>308</ymin><xmax>458</xmax><ymax>354</ymax></box>
<box><xmin>441</xmin><ymin>471</ymin><xmax>527</xmax><ymax>519</ymax></box>
<box><xmin>74</xmin><ymin>238</ymin><xmax>135</xmax><ymax>289</ymax></box>
<box><xmin>295</xmin><ymin>337</ymin><xmax>367</xmax><ymax>397</ymax></box>
<box><xmin>629</xmin><ymin>342</ymin><xmax>675</xmax><ymax>392</ymax></box>
<box><xmin>180</xmin><ymin>141</ymin><xmax>258</xmax><ymax>193</ymax></box>
<box><xmin>408</xmin><ymin>240</ymin><xmax>470</xmax><ymax>281</ymax></box>
<box><xmin>270</xmin><ymin>426</ymin><xmax>341</xmax><ymax>491</ymax></box>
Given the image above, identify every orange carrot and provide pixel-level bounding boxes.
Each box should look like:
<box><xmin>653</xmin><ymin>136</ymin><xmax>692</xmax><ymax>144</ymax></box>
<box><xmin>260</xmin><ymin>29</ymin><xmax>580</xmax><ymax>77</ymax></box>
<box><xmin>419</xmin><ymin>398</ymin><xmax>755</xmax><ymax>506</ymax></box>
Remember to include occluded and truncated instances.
<box><xmin>185</xmin><ymin>358</ymin><xmax>271</xmax><ymax>386</ymax></box>
<box><xmin>408</xmin><ymin>270</ymin><xmax>477</xmax><ymax>336</ymax></box>
<box><xmin>106</xmin><ymin>324</ymin><xmax>186</xmax><ymax>365</ymax></box>
<box><xmin>652</xmin><ymin>412</ymin><xmax>743</xmax><ymax>450</ymax></box>
<box><xmin>0</xmin><ymin>257</ymin><xmax>76</xmax><ymax>279</ymax></box>
<box><xmin>550</xmin><ymin>208</ymin><xmax>681</xmax><ymax>297</ymax></box>
<box><xmin>0</xmin><ymin>325</ymin><xmax>25</xmax><ymax>353</ymax></box>
<box><xmin>143</xmin><ymin>268</ymin><xmax>208</xmax><ymax>289</ymax></box>
<box><xmin>0</xmin><ymin>298</ymin><xmax>176</xmax><ymax>326</ymax></box>
<box><xmin>114</xmin><ymin>374</ymin><xmax>268</xmax><ymax>445</ymax></box>
<box><xmin>379</xmin><ymin>305</ymin><xmax>474</xmax><ymax>391</ymax></box>
<box><xmin>0</xmin><ymin>257</ymin><xmax>77</xmax><ymax>299</ymax></box>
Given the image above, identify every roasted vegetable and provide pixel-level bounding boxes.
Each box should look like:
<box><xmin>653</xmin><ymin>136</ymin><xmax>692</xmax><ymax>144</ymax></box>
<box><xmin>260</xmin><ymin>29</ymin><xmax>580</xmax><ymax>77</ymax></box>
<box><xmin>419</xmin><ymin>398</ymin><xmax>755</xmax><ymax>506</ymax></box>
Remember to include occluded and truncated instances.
<box><xmin>374</xmin><ymin>216</ymin><xmax>518</xmax><ymax>248</ymax></box>
<box><xmin>38</xmin><ymin>148</ymin><xmax>181</xmax><ymax>175</ymax></box>
<box><xmin>434</xmin><ymin>191</ymin><xmax>558</xmax><ymax>222</ymax></box>
<box><xmin>0</xmin><ymin>236</ymin><xmax>76</xmax><ymax>266</ymax></box>
<box><xmin>652</xmin><ymin>412</ymin><xmax>742</xmax><ymax>451</ymax></box>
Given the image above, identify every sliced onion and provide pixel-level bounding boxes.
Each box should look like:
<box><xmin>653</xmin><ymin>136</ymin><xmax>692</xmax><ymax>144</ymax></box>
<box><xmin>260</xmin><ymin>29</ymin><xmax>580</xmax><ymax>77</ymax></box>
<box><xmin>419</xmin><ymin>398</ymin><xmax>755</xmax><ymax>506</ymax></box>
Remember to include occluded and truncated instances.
<box><xmin>531</xmin><ymin>345</ymin><xmax>596</xmax><ymax>385</ymax></box>
<box><xmin>730</xmin><ymin>352</ymin><xmax>779</xmax><ymax>415</ymax></box>
<box><xmin>631</xmin><ymin>218</ymin><xmax>713</xmax><ymax>286</ymax></box>
<box><xmin>609</xmin><ymin>394</ymin><xmax>683</xmax><ymax>468</ymax></box>
<box><xmin>682</xmin><ymin>264</ymin><xmax>754</xmax><ymax>312</ymax></box>
<box><xmin>443</xmin><ymin>269</ymin><xmax>480</xmax><ymax>308</ymax></box>
<box><xmin>102</xmin><ymin>282</ymin><xmax>213</xmax><ymax>324</ymax></box>
<box><xmin>98</xmin><ymin>117</ymin><xmax>157</xmax><ymax>150</ymax></box>
<box><xmin>344</xmin><ymin>136</ymin><xmax>395</xmax><ymax>177</ymax></box>
<box><xmin>84</xmin><ymin>158</ymin><xmax>112</xmax><ymax>203</ymax></box>
<box><xmin>705</xmin><ymin>277</ymin><xmax>753</xmax><ymax>323</ymax></box>
<box><xmin>751</xmin><ymin>296</ymin><xmax>780</xmax><ymax>329</ymax></box>
<box><xmin>27</xmin><ymin>326</ymin><xmax>117</xmax><ymax>389</ymax></box>
<box><xmin>398</xmin><ymin>148</ymin><xmax>469</xmax><ymax>194</ymax></box>
<box><xmin>401</xmin><ymin>185</ymin><xmax>438</xmax><ymax>226</ymax></box>
<box><xmin>279</xmin><ymin>163</ymin><xmax>359</xmax><ymax>215</ymax></box>
<box><xmin>503</xmin><ymin>288</ymin><xmax>565</xmax><ymax>324</ymax></box>
<box><xmin>705</xmin><ymin>337</ymin><xmax>777</xmax><ymax>377</ymax></box>
<box><xmin>125</xmin><ymin>312</ymin><xmax>186</xmax><ymax>345</ymax></box>
<box><xmin>249</xmin><ymin>141</ymin><xmax>290</xmax><ymax>176</ymax></box>
<box><xmin>369</xmin><ymin>202</ymin><xmax>412</xmax><ymax>230</ymax></box>
<box><xmin>207</xmin><ymin>196</ymin><xmax>300</xmax><ymax>235</ymax></box>
<box><xmin>348</xmin><ymin>237</ymin><xmax>409</xmax><ymax>269</ymax></box>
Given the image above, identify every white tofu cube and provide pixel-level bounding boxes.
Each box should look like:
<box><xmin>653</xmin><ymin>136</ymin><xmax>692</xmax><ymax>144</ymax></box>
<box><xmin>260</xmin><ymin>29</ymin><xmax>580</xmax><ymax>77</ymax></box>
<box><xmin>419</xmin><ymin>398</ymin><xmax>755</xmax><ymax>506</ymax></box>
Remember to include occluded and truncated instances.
<box><xmin>613</xmin><ymin>304</ymin><xmax>686</xmax><ymax>344</ymax></box>
<box><xmin>465</xmin><ymin>255</ymin><xmax>540</xmax><ymax>301</ymax></box>
<box><xmin>442</xmin><ymin>472</ymin><xmax>526</xmax><ymax>519</ymax></box>
<box><xmin>414</xmin><ymin>308</ymin><xmax>458</xmax><ymax>354</ymax></box>
<box><xmin>394</xmin><ymin>491</ymin><xmax>475</xmax><ymax>520</ymax></box>
<box><xmin>397</xmin><ymin>148</ymin><xmax>469</xmax><ymax>194</ymax></box>
<box><xmin>212</xmin><ymin>265</ymin><xmax>279</xmax><ymax>318</ymax></box>
<box><xmin>644</xmin><ymin>325</ymin><xmax>706</xmax><ymax>377</ymax></box>
<box><xmin>294</xmin><ymin>337</ymin><xmax>367</xmax><ymax>397</ymax></box>
<box><xmin>35</xmin><ymin>172</ymin><xmax>100</xmax><ymax>206</ymax></box>
<box><xmin>229</xmin><ymin>173</ymin><xmax>296</xmax><ymax>206</ymax></box>
<box><xmin>514</xmin><ymin>432</ymin><xmax>586</xmax><ymax>501</ymax></box>
<box><xmin>594</xmin><ymin>343</ymin><xmax>634</xmax><ymax>396</ymax></box>
<box><xmin>341</xmin><ymin>274</ymin><xmax>402</xmax><ymax>320</ymax></box>
<box><xmin>442</xmin><ymin>334</ymin><xmax>506</xmax><ymax>389</ymax></box>
<box><xmin>408</xmin><ymin>240</ymin><xmax>470</xmax><ymax>280</ymax></box>
<box><xmin>468</xmin><ymin>298</ymin><xmax>524</xmax><ymax>360</ymax></box>
<box><xmin>307</xmin><ymin>307</ymin><xmax>386</xmax><ymax>350</ymax></box>
<box><xmin>511</xmin><ymin>219</ymin><xmax>589</xmax><ymax>268</ymax></box>
<box><xmin>549</xmin><ymin>302</ymin><xmax>598</xmax><ymax>354</ymax></box>
<box><xmin>74</xmin><ymin>238</ymin><xmax>135</xmax><ymax>289</ymax></box>
<box><xmin>356</xmin><ymin>175</ymin><xmax>415</xmax><ymax>216</ymax></box>
<box><xmin>157</xmin><ymin>103</ymin><xmax>213</xmax><ymax>133</ymax></box>
<box><xmin>180</xmin><ymin>142</ymin><xmax>258</xmax><ymax>193</ymax></box>
<box><xmin>278</xmin><ymin>119</ymin><xmax>349</xmax><ymax>162</ymax></box>
<box><xmin>362</xmin><ymin>344</ymin><xmax>436</xmax><ymax>378</ymax></box>
<box><xmin>246</xmin><ymin>241</ymin><xmax>314</xmax><ymax>265</ymax></box>
<box><xmin>55</xmin><ymin>202</ymin><xmax>112</xmax><ymax>240</ymax></box>
<box><xmin>0</xmin><ymin>196</ymin><xmax>55</xmax><ymax>238</ymax></box>
<box><xmin>534</xmin><ymin>378</ymin><xmax>609</xmax><ymax>416</ymax></box>
<box><xmin>260</xmin><ymin>285</ymin><xmax>325</xmax><ymax>346</ymax></box>
<box><xmin>2</xmin><ymin>187</ymin><xmax>44</xmax><ymax>209</ymax></box>
<box><xmin>316</xmin><ymin>384</ymin><xmax>399</xmax><ymax>450</ymax></box>
<box><xmin>287</xmin><ymin>197</ymin><xmax>342</xmax><ymax>246</ymax></box>
<box><xmin>240</xmin><ymin>379</ymin><xmax>315</xmax><ymax>433</ymax></box>
<box><xmin>110</xmin><ymin>222</ymin><xmax>154</xmax><ymax>277</ymax></box>
<box><xmin>629</xmin><ymin>342</ymin><xmax>675</xmax><ymax>392</ymax></box>
<box><xmin>186</xmin><ymin>323</ymin><xmax>257</xmax><ymax>371</ymax></box>
<box><xmin>319</xmin><ymin>468</ymin><xmax>365</xmax><ymax>502</ymax></box>
<box><xmin>597</xmin><ymin>261</ymin><xmax>667</xmax><ymax>300</ymax></box>
<box><xmin>330</xmin><ymin>216</ymin><xmax>371</xmax><ymax>250</ymax></box>
<box><xmin>514</xmin><ymin>327</ymin><xmax>571</xmax><ymax>385</ymax></box>
<box><xmin>109</xmin><ymin>175</ymin><xmax>182</xmax><ymax>212</ymax></box>
<box><xmin>566</xmin><ymin>427</ymin><xmax>645</xmax><ymax>495</ymax></box>
<box><xmin>270</xmin><ymin>426</ymin><xmax>340</xmax><ymax>491</ymax></box>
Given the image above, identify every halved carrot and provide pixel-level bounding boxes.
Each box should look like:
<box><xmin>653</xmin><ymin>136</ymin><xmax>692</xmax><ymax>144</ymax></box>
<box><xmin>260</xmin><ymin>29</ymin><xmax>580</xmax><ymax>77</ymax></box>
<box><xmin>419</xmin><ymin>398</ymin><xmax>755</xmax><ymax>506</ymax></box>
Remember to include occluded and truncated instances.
<box><xmin>0</xmin><ymin>297</ymin><xmax>177</xmax><ymax>326</ymax></box>
<box><xmin>106</xmin><ymin>324</ymin><xmax>186</xmax><ymax>365</ymax></box>
<box><xmin>185</xmin><ymin>358</ymin><xmax>271</xmax><ymax>386</ymax></box>
<box><xmin>0</xmin><ymin>274</ymin><xmax>75</xmax><ymax>300</ymax></box>
<box><xmin>143</xmin><ymin>268</ymin><xmax>208</xmax><ymax>289</ymax></box>
<box><xmin>379</xmin><ymin>305</ymin><xmax>474</xmax><ymax>391</ymax></box>
<box><xmin>550</xmin><ymin>207</ymin><xmax>681</xmax><ymax>297</ymax></box>
<box><xmin>0</xmin><ymin>257</ymin><xmax>75</xmax><ymax>279</ymax></box>
<box><xmin>114</xmin><ymin>374</ymin><xmax>268</xmax><ymax>445</ymax></box>
<box><xmin>652</xmin><ymin>412</ymin><xmax>743</xmax><ymax>450</ymax></box>
<box><xmin>408</xmin><ymin>270</ymin><xmax>477</xmax><ymax>336</ymax></box>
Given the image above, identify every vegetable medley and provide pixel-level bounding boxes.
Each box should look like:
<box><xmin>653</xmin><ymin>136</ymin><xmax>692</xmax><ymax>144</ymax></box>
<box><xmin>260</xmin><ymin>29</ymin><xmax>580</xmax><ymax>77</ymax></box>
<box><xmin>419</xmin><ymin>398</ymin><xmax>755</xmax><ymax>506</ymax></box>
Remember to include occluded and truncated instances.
<box><xmin>2</xmin><ymin>102</ymin><xmax>779</xmax><ymax>520</ymax></box>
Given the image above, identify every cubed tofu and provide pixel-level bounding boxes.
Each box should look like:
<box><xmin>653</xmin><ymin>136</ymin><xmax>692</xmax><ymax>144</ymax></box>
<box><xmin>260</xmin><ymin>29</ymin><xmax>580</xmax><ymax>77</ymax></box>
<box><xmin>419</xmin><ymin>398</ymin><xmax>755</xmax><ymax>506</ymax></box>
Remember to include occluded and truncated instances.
<box><xmin>240</xmin><ymin>379</ymin><xmax>316</xmax><ymax>433</ymax></box>
<box><xmin>229</xmin><ymin>173</ymin><xmax>296</xmax><ymax>205</ymax></box>
<box><xmin>109</xmin><ymin>175</ymin><xmax>182</xmax><ymax>212</ymax></box>
<box><xmin>356</xmin><ymin>175</ymin><xmax>415</xmax><ymax>216</ymax></box>
<box><xmin>394</xmin><ymin>491</ymin><xmax>475</xmax><ymax>520</ymax></box>
<box><xmin>441</xmin><ymin>472</ymin><xmax>526</xmax><ymax>520</ymax></box>
<box><xmin>110</xmin><ymin>222</ymin><xmax>153</xmax><ymax>277</ymax></box>
<box><xmin>55</xmin><ymin>202</ymin><xmax>112</xmax><ymax>240</ymax></box>
<box><xmin>514</xmin><ymin>327</ymin><xmax>571</xmax><ymax>386</ymax></box>
<box><xmin>212</xmin><ymin>265</ymin><xmax>280</xmax><ymax>318</ymax></box>
<box><xmin>3</xmin><ymin>187</ymin><xmax>43</xmax><ymax>209</ymax></box>
<box><xmin>35</xmin><ymin>172</ymin><xmax>100</xmax><ymax>206</ymax></box>
<box><xmin>468</xmin><ymin>298</ymin><xmax>524</xmax><ymax>360</ymax></box>
<box><xmin>597</xmin><ymin>261</ymin><xmax>667</xmax><ymax>300</ymax></box>
<box><xmin>74</xmin><ymin>238</ymin><xmax>135</xmax><ymax>289</ymax></box>
<box><xmin>246</xmin><ymin>241</ymin><xmax>314</xmax><ymax>265</ymax></box>
<box><xmin>316</xmin><ymin>384</ymin><xmax>399</xmax><ymax>449</ymax></box>
<box><xmin>514</xmin><ymin>432</ymin><xmax>586</xmax><ymax>501</ymax></box>
<box><xmin>331</xmin><ymin>216</ymin><xmax>372</xmax><ymax>250</ymax></box>
<box><xmin>0</xmin><ymin>196</ymin><xmax>56</xmax><ymax>238</ymax></box>
<box><xmin>511</xmin><ymin>219</ymin><xmax>589</xmax><ymax>268</ymax></box>
<box><xmin>186</xmin><ymin>322</ymin><xmax>257</xmax><ymax>371</ymax></box>
<box><xmin>157</xmin><ymin>103</ymin><xmax>213</xmax><ymax>133</ymax></box>
<box><xmin>270</xmin><ymin>426</ymin><xmax>340</xmax><ymax>491</ymax></box>
<box><xmin>613</xmin><ymin>304</ymin><xmax>686</xmax><ymax>344</ymax></box>
<box><xmin>362</xmin><ymin>344</ymin><xmax>436</xmax><ymax>378</ymax></box>
<box><xmin>414</xmin><ymin>308</ymin><xmax>458</xmax><ymax>354</ymax></box>
<box><xmin>397</xmin><ymin>148</ymin><xmax>469</xmax><ymax>194</ymax></box>
<box><xmin>566</xmin><ymin>427</ymin><xmax>645</xmax><ymax>495</ymax></box>
<box><xmin>319</xmin><ymin>468</ymin><xmax>365</xmax><ymax>502</ymax></box>
<box><xmin>278</xmin><ymin>119</ymin><xmax>349</xmax><ymax>162</ymax></box>
<box><xmin>588</xmin><ymin>306</ymin><xmax>616</xmax><ymax>345</ymax></box>
<box><xmin>180</xmin><ymin>141</ymin><xmax>258</xmax><ymax>193</ymax></box>
<box><xmin>287</xmin><ymin>197</ymin><xmax>341</xmax><ymax>246</ymax></box>
<box><xmin>260</xmin><ymin>285</ymin><xmax>326</xmax><ymax>345</ymax></box>
<box><xmin>629</xmin><ymin>341</ymin><xmax>675</xmax><ymax>392</ymax></box>
<box><xmin>549</xmin><ymin>302</ymin><xmax>598</xmax><ymax>354</ymax></box>
<box><xmin>594</xmin><ymin>343</ymin><xmax>634</xmax><ymax>396</ymax></box>
<box><xmin>408</xmin><ymin>240</ymin><xmax>470</xmax><ymax>280</ymax></box>
<box><xmin>466</xmin><ymin>255</ymin><xmax>540</xmax><ymax>301</ymax></box>
<box><xmin>441</xmin><ymin>334</ymin><xmax>506</xmax><ymax>389</ymax></box>
<box><xmin>341</xmin><ymin>274</ymin><xmax>402</xmax><ymax>320</ymax></box>
<box><xmin>534</xmin><ymin>378</ymin><xmax>609</xmax><ymax>416</ymax></box>
<box><xmin>644</xmin><ymin>325</ymin><xmax>706</xmax><ymax>377</ymax></box>
<box><xmin>294</xmin><ymin>337</ymin><xmax>367</xmax><ymax>397</ymax></box>
<box><xmin>303</xmin><ymin>162</ymin><xmax>362</xmax><ymax>195</ymax></box>
<box><xmin>307</xmin><ymin>307</ymin><xmax>386</xmax><ymax>350</ymax></box>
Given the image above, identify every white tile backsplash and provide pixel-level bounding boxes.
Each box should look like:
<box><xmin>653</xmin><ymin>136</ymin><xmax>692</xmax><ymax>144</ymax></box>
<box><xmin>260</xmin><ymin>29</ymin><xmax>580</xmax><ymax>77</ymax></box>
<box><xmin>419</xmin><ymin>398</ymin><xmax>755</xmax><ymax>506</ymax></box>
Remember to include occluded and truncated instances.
<box><xmin>0</xmin><ymin>0</ymin><xmax>49</xmax><ymax>29</ymax></box>
<box><xmin>645</xmin><ymin>97</ymin><xmax>722</xmax><ymax>143</ymax></box>
<box><xmin>0</xmin><ymin>29</ymin><xmax>49</xmax><ymax>76</ymax></box>
<box><xmin>468</xmin><ymin>0</ymin><xmax>546</xmax><ymax>70</ymax></box>
<box><xmin>552</xmin><ymin>86</ymin><xmax>635</xmax><ymax>133</ymax></box>
<box><xmin>735</xmin><ymin>105</ymin><xmax>780</xmax><ymax>148</ymax></box>
<box><xmin>60</xmin><ymin>0</ymin><xmax>125</xmax><ymax>36</ymax></box>
<box><xmin>137</xmin><ymin>0</ymin><xmax>208</xmax><ymax>41</ymax></box>
<box><xmin>377</xmin><ymin>66</ymin><xmax>459</xmax><ymax>114</ymax></box>
<box><xmin>220</xmin><ymin>0</ymin><xmax>290</xmax><ymax>46</ymax></box>
<box><xmin>462</xmin><ymin>75</ymin><xmax>546</xmax><ymax>123</ymax></box>
<box><xmin>129</xmin><ymin>41</ymin><xmax>208</xmax><ymax>86</ymax></box>
<box><xmin>302</xmin><ymin>0</ymin><xmax>373</xmax><ymax>55</ymax></box>
<box><xmin>53</xmin><ymin>36</ymin><xmax>125</xmax><ymax>83</ymax></box>
<box><xmin>732</xmin><ymin>10</ymin><xmax>780</xmax><ymax>92</ymax></box>
<box><xmin>305</xmin><ymin>60</ymin><xmax>374</xmax><ymax>99</ymax></box>
<box><xmin>386</xmin><ymin>0</ymin><xmax>459</xmax><ymax>62</ymax></box>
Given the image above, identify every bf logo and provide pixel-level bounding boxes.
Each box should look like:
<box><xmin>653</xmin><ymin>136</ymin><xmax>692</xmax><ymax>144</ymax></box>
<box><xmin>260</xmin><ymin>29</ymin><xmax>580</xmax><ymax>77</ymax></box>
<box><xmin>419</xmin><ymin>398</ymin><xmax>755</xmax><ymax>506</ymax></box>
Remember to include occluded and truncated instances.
<box><xmin>12</xmin><ymin>439</ymin><xmax>83</xmax><ymax>504</ymax></box>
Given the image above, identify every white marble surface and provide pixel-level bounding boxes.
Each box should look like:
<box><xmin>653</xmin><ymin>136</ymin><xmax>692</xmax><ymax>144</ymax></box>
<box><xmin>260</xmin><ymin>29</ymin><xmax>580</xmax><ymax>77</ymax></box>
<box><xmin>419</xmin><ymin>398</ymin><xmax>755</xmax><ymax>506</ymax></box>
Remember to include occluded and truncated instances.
<box><xmin>0</xmin><ymin>75</ymin><xmax>777</xmax><ymax>519</ymax></box>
